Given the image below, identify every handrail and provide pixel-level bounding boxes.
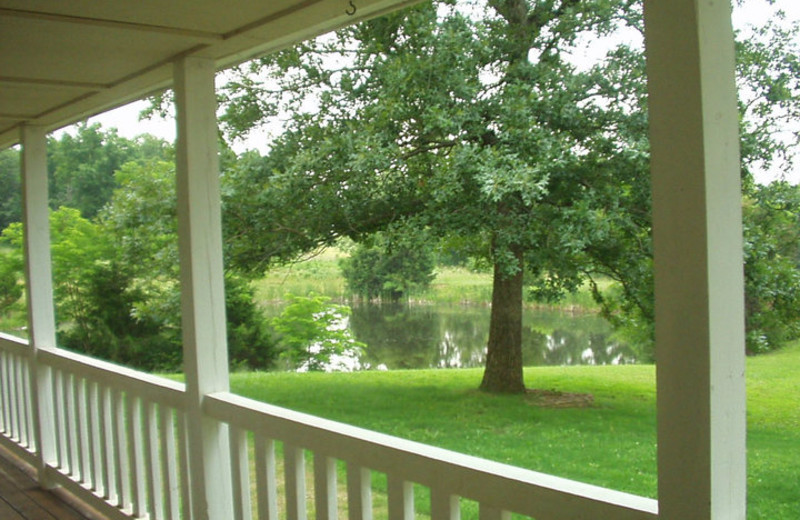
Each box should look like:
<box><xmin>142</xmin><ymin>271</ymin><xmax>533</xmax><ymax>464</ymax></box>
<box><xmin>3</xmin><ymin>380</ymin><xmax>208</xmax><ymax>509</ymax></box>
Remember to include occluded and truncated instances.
<box><xmin>0</xmin><ymin>332</ymin><xmax>31</xmax><ymax>356</ymax></box>
<box><xmin>37</xmin><ymin>348</ymin><xmax>186</xmax><ymax>409</ymax></box>
<box><xmin>205</xmin><ymin>391</ymin><xmax>659</xmax><ymax>520</ymax></box>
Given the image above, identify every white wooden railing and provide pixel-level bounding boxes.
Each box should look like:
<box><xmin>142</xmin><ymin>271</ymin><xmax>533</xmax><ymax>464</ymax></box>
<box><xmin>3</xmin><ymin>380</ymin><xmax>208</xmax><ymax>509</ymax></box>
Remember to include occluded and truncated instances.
<box><xmin>0</xmin><ymin>332</ymin><xmax>658</xmax><ymax>520</ymax></box>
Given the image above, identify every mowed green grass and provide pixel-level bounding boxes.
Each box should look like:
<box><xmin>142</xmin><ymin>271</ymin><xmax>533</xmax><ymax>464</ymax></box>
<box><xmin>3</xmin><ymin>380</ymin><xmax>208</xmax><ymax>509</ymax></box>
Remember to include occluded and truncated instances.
<box><xmin>229</xmin><ymin>341</ymin><xmax>800</xmax><ymax>519</ymax></box>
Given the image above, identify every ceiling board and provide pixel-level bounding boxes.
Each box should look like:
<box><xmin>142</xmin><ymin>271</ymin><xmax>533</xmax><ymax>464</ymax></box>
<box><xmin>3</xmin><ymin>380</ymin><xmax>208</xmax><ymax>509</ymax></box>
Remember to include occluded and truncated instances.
<box><xmin>0</xmin><ymin>0</ymin><xmax>419</xmax><ymax>149</ymax></box>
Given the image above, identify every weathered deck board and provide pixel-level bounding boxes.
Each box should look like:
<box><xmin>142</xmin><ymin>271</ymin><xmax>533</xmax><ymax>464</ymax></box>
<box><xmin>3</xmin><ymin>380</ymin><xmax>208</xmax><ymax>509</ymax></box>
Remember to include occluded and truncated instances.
<box><xmin>0</xmin><ymin>446</ymin><xmax>98</xmax><ymax>520</ymax></box>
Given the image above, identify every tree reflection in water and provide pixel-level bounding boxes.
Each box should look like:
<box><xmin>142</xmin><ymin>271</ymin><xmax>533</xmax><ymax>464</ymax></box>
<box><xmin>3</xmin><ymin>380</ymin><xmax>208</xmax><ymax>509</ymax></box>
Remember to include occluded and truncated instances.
<box><xmin>263</xmin><ymin>301</ymin><xmax>636</xmax><ymax>371</ymax></box>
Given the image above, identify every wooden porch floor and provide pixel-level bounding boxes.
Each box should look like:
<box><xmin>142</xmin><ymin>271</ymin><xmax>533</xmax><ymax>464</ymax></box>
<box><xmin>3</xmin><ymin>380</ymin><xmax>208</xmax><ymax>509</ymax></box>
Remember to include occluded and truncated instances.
<box><xmin>0</xmin><ymin>445</ymin><xmax>100</xmax><ymax>520</ymax></box>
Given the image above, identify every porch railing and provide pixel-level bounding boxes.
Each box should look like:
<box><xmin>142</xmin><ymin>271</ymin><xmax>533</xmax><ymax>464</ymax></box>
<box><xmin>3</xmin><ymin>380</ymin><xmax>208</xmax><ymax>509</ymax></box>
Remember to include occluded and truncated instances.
<box><xmin>0</xmin><ymin>332</ymin><xmax>658</xmax><ymax>520</ymax></box>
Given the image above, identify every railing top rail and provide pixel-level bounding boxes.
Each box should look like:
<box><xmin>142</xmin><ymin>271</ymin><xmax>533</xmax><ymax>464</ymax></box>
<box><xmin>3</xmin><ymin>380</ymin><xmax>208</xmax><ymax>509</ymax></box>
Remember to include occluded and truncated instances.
<box><xmin>38</xmin><ymin>348</ymin><xmax>186</xmax><ymax>409</ymax></box>
<box><xmin>205</xmin><ymin>391</ymin><xmax>659</xmax><ymax>520</ymax></box>
<box><xmin>0</xmin><ymin>333</ymin><xmax>30</xmax><ymax>356</ymax></box>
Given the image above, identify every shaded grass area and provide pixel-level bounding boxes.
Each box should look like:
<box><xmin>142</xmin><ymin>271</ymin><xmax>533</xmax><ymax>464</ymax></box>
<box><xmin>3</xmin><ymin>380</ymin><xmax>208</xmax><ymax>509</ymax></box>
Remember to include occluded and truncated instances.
<box><xmin>230</xmin><ymin>342</ymin><xmax>800</xmax><ymax>519</ymax></box>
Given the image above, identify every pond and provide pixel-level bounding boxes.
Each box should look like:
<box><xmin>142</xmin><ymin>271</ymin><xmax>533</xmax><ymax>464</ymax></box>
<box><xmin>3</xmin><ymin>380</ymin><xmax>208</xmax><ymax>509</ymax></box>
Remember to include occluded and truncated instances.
<box><xmin>265</xmin><ymin>302</ymin><xmax>637</xmax><ymax>370</ymax></box>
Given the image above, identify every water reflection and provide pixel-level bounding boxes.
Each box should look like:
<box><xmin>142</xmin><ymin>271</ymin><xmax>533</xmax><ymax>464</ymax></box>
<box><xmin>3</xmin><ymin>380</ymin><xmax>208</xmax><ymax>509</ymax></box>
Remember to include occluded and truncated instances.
<box><xmin>263</xmin><ymin>301</ymin><xmax>635</xmax><ymax>371</ymax></box>
<box><xmin>347</xmin><ymin>302</ymin><xmax>635</xmax><ymax>369</ymax></box>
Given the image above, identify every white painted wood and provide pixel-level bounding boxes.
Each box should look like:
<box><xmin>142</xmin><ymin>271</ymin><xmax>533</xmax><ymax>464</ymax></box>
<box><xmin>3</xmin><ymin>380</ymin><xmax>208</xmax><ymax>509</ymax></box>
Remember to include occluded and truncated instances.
<box><xmin>644</xmin><ymin>1</ymin><xmax>746</xmax><ymax>519</ymax></box>
<box><xmin>230</xmin><ymin>426</ymin><xmax>253</xmax><ymax>520</ymax></box>
<box><xmin>160</xmin><ymin>405</ymin><xmax>180</xmax><ymax>520</ymax></box>
<box><xmin>10</xmin><ymin>355</ymin><xmax>22</xmax><ymax>443</ymax></box>
<box><xmin>37</xmin><ymin>348</ymin><xmax>186</xmax><ymax>408</ymax></box>
<box><xmin>431</xmin><ymin>491</ymin><xmax>458</xmax><ymax>520</ymax></box>
<box><xmin>88</xmin><ymin>381</ymin><xmax>102</xmax><ymax>493</ymax></box>
<box><xmin>255</xmin><ymin>437</ymin><xmax>279</xmax><ymax>520</ymax></box>
<box><xmin>479</xmin><ymin>504</ymin><xmax>510</xmax><ymax>520</ymax></box>
<box><xmin>177</xmin><ymin>410</ymin><xmax>193</xmax><ymax>520</ymax></box>
<box><xmin>347</xmin><ymin>464</ymin><xmax>372</xmax><ymax>520</ymax></box>
<box><xmin>387</xmin><ymin>476</ymin><xmax>413</xmax><ymax>520</ymax></box>
<box><xmin>285</xmin><ymin>444</ymin><xmax>308</xmax><ymax>520</ymax></box>
<box><xmin>20</xmin><ymin>357</ymin><xmax>33</xmax><ymax>449</ymax></box>
<box><xmin>99</xmin><ymin>384</ymin><xmax>113</xmax><ymax>500</ymax></box>
<box><xmin>314</xmin><ymin>454</ymin><xmax>338</xmax><ymax>520</ymax></box>
<box><xmin>206</xmin><ymin>392</ymin><xmax>658</xmax><ymax>520</ymax></box>
<box><xmin>112</xmin><ymin>388</ymin><xmax>128</xmax><ymax>509</ymax></box>
<box><xmin>126</xmin><ymin>395</ymin><xmax>146</xmax><ymax>517</ymax></box>
<box><xmin>174</xmin><ymin>54</ymin><xmax>234</xmax><ymax>520</ymax></box>
<box><xmin>145</xmin><ymin>400</ymin><xmax>164</xmax><ymax>519</ymax></box>
<box><xmin>54</xmin><ymin>370</ymin><xmax>67</xmax><ymax>471</ymax></box>
<box><xmin>76</xmin><ymin>376</ymin><xmax>91</xmax><ymax>485</ymax></box>
<box><xmin>44</xmin><ymin>467</ymin><xmax>143</xmax><ymax>520</ymax></box>
<box><xmin>19</xmin><ymin>124</ymin><xmax>58</xmax><ymax>485</ymax></box>
<box><xmin>0</xmin><ymin>353</ymin><xmax>8</xmax><ymax>433</ymax></box>
<box><xmin>64</xmin><ymin>372</ymin><xmax>78</xmax><ymax>477</ymax></box>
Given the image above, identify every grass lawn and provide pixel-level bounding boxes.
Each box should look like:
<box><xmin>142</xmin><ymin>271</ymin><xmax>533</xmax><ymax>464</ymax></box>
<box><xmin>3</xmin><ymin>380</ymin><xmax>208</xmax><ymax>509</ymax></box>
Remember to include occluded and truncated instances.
<box><xmin>229</xmin><ymin>341</ymin><xmax>800</xmax><ymax>519</ymax></box>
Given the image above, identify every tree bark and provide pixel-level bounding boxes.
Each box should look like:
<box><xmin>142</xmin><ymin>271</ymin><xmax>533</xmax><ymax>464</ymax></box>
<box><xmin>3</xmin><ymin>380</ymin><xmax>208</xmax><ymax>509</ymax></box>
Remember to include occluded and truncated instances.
<box><xmin>480</xmin><ymin>244</ymin><xmax>525</xmax><ymax>393</ymax></box>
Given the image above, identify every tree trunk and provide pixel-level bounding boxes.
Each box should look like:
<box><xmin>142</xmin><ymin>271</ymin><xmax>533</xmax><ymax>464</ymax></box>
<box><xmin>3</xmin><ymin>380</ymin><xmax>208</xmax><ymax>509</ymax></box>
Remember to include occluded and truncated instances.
<box><xmin>480</xmin><ymin>244</ymin><xmax>525</xmax><ymax>393</ymax></box>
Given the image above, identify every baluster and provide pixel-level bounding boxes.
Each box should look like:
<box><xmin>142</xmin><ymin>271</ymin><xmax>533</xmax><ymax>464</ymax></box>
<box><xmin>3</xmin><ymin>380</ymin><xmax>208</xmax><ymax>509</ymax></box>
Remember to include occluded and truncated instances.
<box><xmin>99</xmin><ymin>385</ymin><xmax>115</xmax><ymax>502</ymax></box>
<box><xmin>255</xmin><ymin>437</ymin><xmax>278</xmax><ymax>520</ymax></box>
<box><xmin>388</xmin><ymin>477</ymin><xmax>414</xmax><ymax>520</ymax></box>
<box><xmin>87</xmin><ymin>381</ymin><xmax>100</xmax><ymax>493</ymax></box>
<box><xmin>64</xmin><ymin>373</ymin><xmax>82</xmax><ymax>482</ymax></box>
<box><xmin>76</xmin><ymin>376</ymin><xmax>90</xmax><ymax>486</ymax></box>
<box><xmin>64</xmin><ymin>371</ymin><xmax>79</xmax><ymax>479</ymax></box>
<box><xmin>113</xmin><ymin>388</ymin><xmax>129</xmax><ymax>510</ymax></box>
<box><xmin>9</xmin><ymin>354</ymin><xmax>20</xmax><ymax>442</ymax></box>
<box><xmin>230</xmin><ymin>426</ymin><xmax>252</xmax><ymax>520</ymax></box>
<box><xmin>347</xmin><ymin>464</ymin><xmax>372</xmax><ymax>520</ymax></box>
<box><xmin>20</xmin><ymin>355</ymin><xmax>33</xmax><ymax>449</ymax></box>
<box><xmin>0</xmin><ymin>353</ymin><xmax>9</xmax><ymax>433</ymax></box>
<box><xmin>144</xmin><ymin>400</ymin><xmax>164</xmax><ymax>519</ymax></box>
<box><xmin>160</xmin><ymin>406</ymin><xmax>180</xmax><ymax>520</ymax></box>
<box><xmin>177</xmin><ymin>411</ymin><xmax>192</xmax><ymax>520</ymax></box>
<box><xmin>430</xmin><ymin>490</ymin><xmax>459</xmax><ymax>520</ymax></box>
<box><xmin>478</xmin><ymin>504</ymin><xmax>510</xmax><ymax>520</ymax></box>
<box><xmin>125</xmin><ymin>394</ymin><xmax>146</xmax><ymax>516</ymax></box>
<box><xmin>54</xmin><ymin>369</ymin><xmax>68</xmax><ymax>472</ymax></box>
<box><xmin>285</xmin><ymin>444</ymin><xmax>307</xmax><ymax>520</ymax></box>
<box><xmin>314</xmin><ymin>455</ymin><xmax>337</xmax><ymax>520</ymax></box>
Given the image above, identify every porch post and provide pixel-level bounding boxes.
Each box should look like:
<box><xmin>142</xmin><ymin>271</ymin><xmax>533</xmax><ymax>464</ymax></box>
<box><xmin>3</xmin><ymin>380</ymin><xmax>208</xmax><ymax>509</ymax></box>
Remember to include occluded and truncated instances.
<box><xmin>644</xmin><ymin>1</ymin><xmax>746</xmax><ymax>519</ymax></box>
<box><xmin>174</xmin><ymin>56</ymin><xmax>234</xmax><ymax>520</ymax></box>
<box><xmin>20</xmin><ymin>124</ymin><xmax>57</xmax><ymax>487</ymax></box>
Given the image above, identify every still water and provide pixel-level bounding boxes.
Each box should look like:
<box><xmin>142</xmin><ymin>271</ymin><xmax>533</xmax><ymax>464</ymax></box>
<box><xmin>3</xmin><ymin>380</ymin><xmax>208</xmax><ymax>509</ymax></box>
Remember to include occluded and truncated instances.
<box><xmin>266</xmin><ymin>302</ymin><xmax>636</xmax><ymax>370</ymax></box>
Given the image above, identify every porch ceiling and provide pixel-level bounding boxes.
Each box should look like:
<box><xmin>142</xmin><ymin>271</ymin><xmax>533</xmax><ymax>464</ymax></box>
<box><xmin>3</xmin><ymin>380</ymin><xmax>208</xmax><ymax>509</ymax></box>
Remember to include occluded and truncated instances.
<box><xmin>0</xmin><ymin>0</ymin><xmax>417</xmax><ymax>150</ymax></box>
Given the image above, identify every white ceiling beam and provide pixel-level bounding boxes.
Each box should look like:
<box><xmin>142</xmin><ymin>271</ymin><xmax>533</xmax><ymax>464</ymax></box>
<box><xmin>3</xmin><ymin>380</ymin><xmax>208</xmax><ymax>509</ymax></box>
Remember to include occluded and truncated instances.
<box><xmin>0</xmin><ymin>113</ymin><xmax>37</xmax><ymax>121</ymax></box>
<box><xmin>0</xmin><ymin>76</ymin><xmax>109</xmax><ymax>91</ymax></box>
<box><xmin>0</xmin><ymin>7</ymin><xmax>224</xmax><ymax>42</ymax></box>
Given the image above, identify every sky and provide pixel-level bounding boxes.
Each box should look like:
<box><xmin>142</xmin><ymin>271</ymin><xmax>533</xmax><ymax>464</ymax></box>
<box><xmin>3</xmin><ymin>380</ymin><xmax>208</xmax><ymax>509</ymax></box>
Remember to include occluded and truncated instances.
<box><xmin>85</xmin><ymin>0</ymin><xmax>800</xmax><ymax>183</ymax></box>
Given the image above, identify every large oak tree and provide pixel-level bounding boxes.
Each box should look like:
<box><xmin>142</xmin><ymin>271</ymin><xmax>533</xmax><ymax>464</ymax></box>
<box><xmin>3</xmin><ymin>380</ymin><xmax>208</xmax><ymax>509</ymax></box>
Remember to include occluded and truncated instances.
<box><xmin>218</xmin><ymin>0</ymin><xmax>800</xmax><ymax>392</ymax></box>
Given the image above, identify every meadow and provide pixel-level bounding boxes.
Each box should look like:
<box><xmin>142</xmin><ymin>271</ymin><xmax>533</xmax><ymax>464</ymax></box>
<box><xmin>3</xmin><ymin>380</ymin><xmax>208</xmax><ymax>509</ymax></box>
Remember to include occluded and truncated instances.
<box><xmin>229</xmin><ymin>341</ymin><xmax>800</xmax><ymax>519</ymax></box>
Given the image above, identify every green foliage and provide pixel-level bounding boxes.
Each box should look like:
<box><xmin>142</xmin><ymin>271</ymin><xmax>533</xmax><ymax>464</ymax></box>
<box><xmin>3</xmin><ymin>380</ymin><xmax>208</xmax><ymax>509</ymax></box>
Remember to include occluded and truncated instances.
<box><xmin>219</xmin><ymin>0</ymin><xmax>654</xmax><ymax>390</ymax></box>
<box><xmin>1</xmin><ymin>156</ymin><xmax>276</xmax><ymax>371</ymax></box>
<box><xmin>217</xmin><ymin>0</ymin><xmax>800</xmax><ymax>366</ymax></box>
<box><xmin>272</xmin><ymin>293</ymin><xmax>365</xmax><ymax>371</ymax></box>
<box><xmin>0</xmin><ymin>252</ymin><xmax>22</xmax><ymax>317</ymax></box>
<box><xmin>340</xmin><ymin>227</ymin><xmax>436</xmax><ymax>301</ymax></box>
<box><xmin>95</xmin><ymin>160</ymin><xmax>275</xmax><ymax>371</ymax></box>
<box><xmin>0</xmin><ymin>148</ymin><xmax>21</xmax><ymax>230</ymax></box>
<box><xmin>46</xmin><ymin>124</ymin><xmax>173</xmax><ymax>219</ymax></box>
<box><xmin>742</xmin><ymin>182</ymin><xmax>800</xmax><ymax>353</ymax></box>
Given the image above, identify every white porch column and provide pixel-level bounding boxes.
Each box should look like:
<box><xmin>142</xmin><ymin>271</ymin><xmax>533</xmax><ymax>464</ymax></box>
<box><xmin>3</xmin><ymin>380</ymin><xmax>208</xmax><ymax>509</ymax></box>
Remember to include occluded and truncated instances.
<box><xmin>20</xmin><ymin>124</ymin><xmax>57</xmax><ymax>487</ymax></box>
<box><xmin>174</xmin><ymin>56</ymin><xmax>234</xmax><ymax>520</ymax></box>
<box><xmin>644</xmin><ymin>1</ymin><xmax>746</xmax><ymax>519</ymax></box>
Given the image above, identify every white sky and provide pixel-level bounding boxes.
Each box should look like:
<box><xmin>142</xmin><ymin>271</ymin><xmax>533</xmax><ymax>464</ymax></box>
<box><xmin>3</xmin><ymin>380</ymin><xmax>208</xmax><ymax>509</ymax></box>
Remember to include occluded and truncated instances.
<box><xmin>85</xmin><ymin>0</ymin><xmax>800</xmax><ymax>183</ymax></box>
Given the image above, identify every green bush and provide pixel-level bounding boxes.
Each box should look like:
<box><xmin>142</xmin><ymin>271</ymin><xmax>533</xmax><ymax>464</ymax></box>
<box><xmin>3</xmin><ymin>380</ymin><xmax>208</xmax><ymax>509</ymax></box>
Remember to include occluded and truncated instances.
<box><xmin>340</xmin><ymin>229</ymin><xmax>436</xmax><ymax>301</ymax></box>
<box><xmin>272</xmin><ymin>293</ymin><xmax>365</xmax><ymax>371</ymax></box>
